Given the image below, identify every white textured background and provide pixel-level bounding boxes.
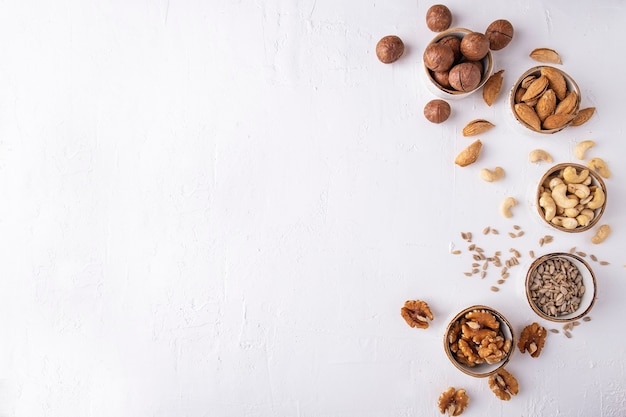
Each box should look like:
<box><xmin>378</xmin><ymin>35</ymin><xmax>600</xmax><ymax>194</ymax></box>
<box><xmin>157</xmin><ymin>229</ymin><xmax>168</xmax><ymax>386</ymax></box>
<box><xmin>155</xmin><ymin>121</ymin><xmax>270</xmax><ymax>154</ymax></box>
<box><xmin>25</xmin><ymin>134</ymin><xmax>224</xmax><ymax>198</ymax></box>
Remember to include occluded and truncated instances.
<box><xmin>1</xmin><ymin>1</ymin><xmax>625</xmax><ymax>416</ymax></box>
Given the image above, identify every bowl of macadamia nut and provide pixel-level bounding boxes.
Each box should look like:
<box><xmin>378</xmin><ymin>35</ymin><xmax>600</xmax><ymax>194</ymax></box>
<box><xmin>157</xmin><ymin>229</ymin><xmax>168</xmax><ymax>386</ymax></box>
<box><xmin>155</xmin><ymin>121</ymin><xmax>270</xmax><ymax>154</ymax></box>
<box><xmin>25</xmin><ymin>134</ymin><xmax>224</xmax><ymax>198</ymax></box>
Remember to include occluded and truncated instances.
<box><xmin>510</xmin><ymin>66</ymin><xmax>581</xmax><ymax>134</ymax></box>
<box><xmin>536</xmin><ymin>163</ymin><xmax>607</xmax><ymax>233</ymax></box>
<box><xmin>443</xmin><ymin>305</ymin><xmax>514</xmax><ymax>378</ymax></box>
<box><xmin>525</xmin><ymin>252</ymin><xmax>597</xmax><ymax>322</ymax></box>
<box><xmin>423</xmin><ymin>28</ymin><xmax>494</xmax><ymax>99</ymax></box>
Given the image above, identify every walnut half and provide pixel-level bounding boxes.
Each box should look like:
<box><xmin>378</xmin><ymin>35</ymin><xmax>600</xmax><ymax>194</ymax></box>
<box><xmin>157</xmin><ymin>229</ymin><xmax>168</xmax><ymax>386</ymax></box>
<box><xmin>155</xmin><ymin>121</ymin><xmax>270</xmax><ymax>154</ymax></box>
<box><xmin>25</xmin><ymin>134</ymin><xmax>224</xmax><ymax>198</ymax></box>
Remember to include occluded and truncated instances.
<box><xmin>401</xmin><ymin>300</ymin><xmax>434</xmax><ymax>329</ymax></box>
<box><xmin>488</xmin><ymin>368</ymin><xmax>519</xmax><ymax>401</ymax></box>
<box><xmin>438</xmin><ymin>387</ymin><xmax>470</xmax><ymax>416</ymax></box>
<box><xmin>518</xmin><ymin>322</ymin><xmax>547</xmax><ymax>357</ymax></box>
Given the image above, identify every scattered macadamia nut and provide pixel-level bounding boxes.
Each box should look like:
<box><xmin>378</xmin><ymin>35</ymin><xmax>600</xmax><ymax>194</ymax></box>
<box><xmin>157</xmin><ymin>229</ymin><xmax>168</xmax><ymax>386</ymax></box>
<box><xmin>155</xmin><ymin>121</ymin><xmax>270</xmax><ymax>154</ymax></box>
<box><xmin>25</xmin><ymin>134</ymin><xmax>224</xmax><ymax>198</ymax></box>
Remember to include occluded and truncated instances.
<box><xmin>485</xmin><ymin>19</ymin><xmax>514</xmax><ymax>50</ymax></box>
<box><xmin>376</xmin><ymin>35</ymin><xmax>405</xmax><ymax>63</ymax></box>
<box><xmin>424</xmin><ymin>99</ymin><xmax>451</xmax><ymax>123</ymax></box>
<box><xmin>426</xmin><ymin>4</ymin><xmax>453</xmax><ymax>32</ymax></box>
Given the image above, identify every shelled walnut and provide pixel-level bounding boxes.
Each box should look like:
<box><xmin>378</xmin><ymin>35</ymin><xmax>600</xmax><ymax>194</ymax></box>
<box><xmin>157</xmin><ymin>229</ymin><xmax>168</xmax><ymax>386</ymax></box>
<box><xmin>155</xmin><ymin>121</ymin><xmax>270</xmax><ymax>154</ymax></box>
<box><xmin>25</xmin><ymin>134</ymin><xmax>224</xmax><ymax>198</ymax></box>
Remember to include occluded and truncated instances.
<box><xmin>518</xmin><ymin>322</ymin><xmax>547</xmax><ymax>357</ymax></box>
<box><xmin>488</xmin><ymin>368</ymin><xmax>519</xmax><ymax>400</ymax></box>
<box><xmin>438</xmin><ymin>387</ymin><xmax>469</xmax><ymax>416</ymax></box>
<box><xmin>401</xmin><ymin>300</ymin><xmax>434</xmax><ymax>329</ymax></box>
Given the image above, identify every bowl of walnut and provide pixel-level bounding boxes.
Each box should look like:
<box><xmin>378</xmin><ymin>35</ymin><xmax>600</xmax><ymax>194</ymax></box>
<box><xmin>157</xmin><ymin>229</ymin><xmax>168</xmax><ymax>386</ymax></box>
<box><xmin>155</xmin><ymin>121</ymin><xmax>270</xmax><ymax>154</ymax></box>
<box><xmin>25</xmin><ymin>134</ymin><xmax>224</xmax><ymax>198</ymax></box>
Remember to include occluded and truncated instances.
<box><xmin>423</xmin><ymin>28</ymin><xmax>494</xmax><ymax>99</ymax></box>
<box><xmin>525</xmin><ymin>252</ymin><xmax>597</xmax><ymax>322</ymax></box>
<box><xmin>443</xmin><ymin>305</ymin><xmax>514</xmax><ymax>378</ymax></box>
<box><xmin>536</xmin><ymin>163</ymin><xmax>607</xmax><ymax>233</ymax></box>
<box><xmin>509</xmin><ymin>66</ymin><xmax>581</xmax><ymax>134</ymax></box>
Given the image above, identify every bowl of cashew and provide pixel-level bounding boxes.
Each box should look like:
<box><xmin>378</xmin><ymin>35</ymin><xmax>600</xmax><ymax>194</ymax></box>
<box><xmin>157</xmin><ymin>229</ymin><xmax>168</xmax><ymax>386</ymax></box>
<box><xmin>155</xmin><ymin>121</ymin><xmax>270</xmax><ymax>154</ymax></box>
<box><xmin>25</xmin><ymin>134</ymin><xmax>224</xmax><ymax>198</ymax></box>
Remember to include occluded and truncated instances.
<box><xmin>536</xmin><ymin>163</ymin><xmax>607</xmax><ymax>233</ymax></box>
<box><xmin>443</xmin><ymin>305</ymin><xmax>514</xmax><ymax>378</ymax></box>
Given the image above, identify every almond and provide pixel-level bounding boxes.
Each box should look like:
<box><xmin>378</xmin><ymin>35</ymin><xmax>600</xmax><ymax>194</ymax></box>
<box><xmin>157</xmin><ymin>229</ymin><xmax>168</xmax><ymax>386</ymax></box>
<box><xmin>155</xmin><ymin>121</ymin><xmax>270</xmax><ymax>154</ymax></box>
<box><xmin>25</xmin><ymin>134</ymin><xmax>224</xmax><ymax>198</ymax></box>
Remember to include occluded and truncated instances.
<box><xmin>521</xmin><ymin>75</ymin><xmax>549</xmax><ymax>103</ymax></box>
<box><xmin>483</xmin><ymin>69</ymin><xmax>505</xmax><ymax>106</ymax></box>
<box><xmin>529</xmin><ymin>48</ymin><xmax>563</xmax><ymax>64</ymax></box>
<box><xmin>455</xmin><ymin>139</ymin><xmax>483</xmax><ymax>167</ymax></box>
<box><xmin>462</xmin><ymin>119</ymin><xmax>495</xmax><ymax>136</ymax></box>
<box><xmin>540</xmin><ymin>66</ymin><xmax>567</xmax><ymax>100</ymax></box>
<box><xmin>571</xmin><ymin>107</ymin><xmax>596</xmax><ymax>127</ymax></box>
<box><xmin>514</xmin><ymin>103</ymin><xmax>542</xmax><ymax>131</ymax></box>
<box><xmin>555</xmin><ymin>90</ymin><xmax>578</xmax><ymax>115</ymax></box>
<box><xmin>543</xmin><ymin>113</ymin><xmax>576</xmax><ymax>130</ymax></box>
<box><xmin>535</xmin><ymin>89</ymin><xmax>556</xmax><ymax>121</ymax></box>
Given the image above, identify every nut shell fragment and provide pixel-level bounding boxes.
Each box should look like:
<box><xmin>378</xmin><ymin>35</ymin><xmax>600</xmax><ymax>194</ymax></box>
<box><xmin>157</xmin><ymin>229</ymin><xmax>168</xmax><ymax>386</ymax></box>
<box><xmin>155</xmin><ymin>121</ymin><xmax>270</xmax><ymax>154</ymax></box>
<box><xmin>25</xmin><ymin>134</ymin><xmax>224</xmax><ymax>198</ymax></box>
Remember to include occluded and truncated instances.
<box><xmin>482</xmin><ymin>69</ymin><xmax>504</xmax><ymax>106</ymax></box>
<box><xmin>530</xmin><ymin>48</ymin><xmax>563</xmax><ymax>64</ymax></box>
<box><xmin>401</xmin><ymin>299</ymin><xmax>434</xmax><ymax>329</ymax></box>
<box><xmin>571</xmin><ymin>107</ymin><xmax>596</xmax><ymax>127</ymax></box>
<box><xmin>462</xmin><ymin>119</ymin><xmax>495</xmax><ymax>136</ymax></box>
<box><xmin>455</xmin><ymin>139</ymin><xmax>482</xmax><ymax>167</ymax></box>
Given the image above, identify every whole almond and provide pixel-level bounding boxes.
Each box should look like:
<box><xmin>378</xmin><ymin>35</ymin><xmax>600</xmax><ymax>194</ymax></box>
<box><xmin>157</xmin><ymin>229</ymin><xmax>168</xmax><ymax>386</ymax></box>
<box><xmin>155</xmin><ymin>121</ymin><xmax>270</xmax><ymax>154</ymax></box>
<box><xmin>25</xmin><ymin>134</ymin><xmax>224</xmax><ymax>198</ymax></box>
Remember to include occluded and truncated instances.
<box><xmin>555</xmin><ymin>90</ymin><xmax>578</xmax><ymax>115</ymax></box>
<box><xmin>540</xmin><ymin>66</ymin><xmax>567</xmax><ymax>100</ymax></box>
<box><xmin>483</xmin><ymin>69</ymin><xmax>505</xmax><ymax>106</ymax></box>
<box><xmin>463</xmin><ymin>119</ymin><xmax>495</xmax><ymax>136</ymax></box>
<box><xmin>571</xmin><ymin>107</ymin><xmax>596</xmax><ymax>127</ymax></box>
<box><xmin>514</xmin><ymin>87</ymin><xmax>526</xmax><ymax>103</ymax></box>
<box><xmin>515</xmin><ymin>103</ymin><xmax>542</xmax><ymax>131</ymax></box>
<box><xmin>455</xmin><ymin>139</ymin><xmax>482</xmax><ymax>167</ymax></box>
<box><xmin>536</xmin><ymin>89</ymin><xmax>557</xmax><ymax>121</ymax></box>
<box><xmin>543</xmin><ymin>113</ymin><xmax>576</xmax><ymax>130</ymax></box>
<box><xmin>521</xmin><ymin>75</ymin><xmax>549</xmax><ymax>103</ymax></box>
<box><xmin>521</xmin><ymin>75</ymin><xmax>536</xmax><ymax>89</ymax></box>
<box><xmin>530</xmin><ymin>48</ymin><xmax>563</xmax><ymax>64</ymax></box>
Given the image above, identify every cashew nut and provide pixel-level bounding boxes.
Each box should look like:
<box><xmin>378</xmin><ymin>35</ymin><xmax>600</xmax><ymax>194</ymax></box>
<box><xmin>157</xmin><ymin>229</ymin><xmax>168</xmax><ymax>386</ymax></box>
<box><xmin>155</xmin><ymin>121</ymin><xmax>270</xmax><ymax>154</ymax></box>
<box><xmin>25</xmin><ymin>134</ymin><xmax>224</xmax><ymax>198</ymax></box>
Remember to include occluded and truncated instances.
<box><xmin>567</xmin><ymin>183</ymin><xmax>591</xmax><ymax>199</ymax></box>
<box><xmin>480</xmin><ymin>167</ymin><xmax>505</xmax><ymax>182</ymax></box>
<box><xmin>551</xmin><ymin>216</ymin><xmax>578</xmax><ymax>230</ymax></box>
<box><xmin>587</xmin><ymin>157</ymin><xmax>611</xmax><ymax>178</ymax></box>
<box><xmin>551</xmin><ymin>183</ymin><xmax>579</xmax><ymax>209</ymax></box>
<box><xmin>580</xmin><ymin>208</ymin><xmax>595</xmax><ymax>220</ymax></box>
<box><xmin>564</xmin><ymin>207</ymin><xmax>580</xmax><ymax>218</ymax></box>
<box><xmin>576</xmin><ymin>214</ymin><xmax>591</xmax><ymax>227</ymax></box>
<box><xmin>562</xmin><ymin>166</ymin><xmax>589</xmax><ymax>184</ymax></box>
<box><xmin>591</xmin><ymin>224</ymin><xmax>611</xmax><ymax>244</ymax></box>
<box><xmin>548</xmin><ymin>177</ymin><xmax>564</xmax><ymax>190</ymax></box>
<box><xmin>529</xmin><ymin>149</ymin><xmax>553</xmax><ymax>163</ymax></box>
<box><xmin>500</xmin><ymin>197</ymin><xmax>517</xmax><ymax>218</ymax></box>
<box><xmin>586</xmin><ymin>186</ymin><xmax>606</xmax><ymax>210</ymax></box>
<box><xmin>574</xmin><ymin>140</ymin><xmax>595</xmax><ymax>160</ymax></box>
<box><xmin>539</xmin><ymin>191</ymin><xmax>556</xmax><ymax>221</ymax></box>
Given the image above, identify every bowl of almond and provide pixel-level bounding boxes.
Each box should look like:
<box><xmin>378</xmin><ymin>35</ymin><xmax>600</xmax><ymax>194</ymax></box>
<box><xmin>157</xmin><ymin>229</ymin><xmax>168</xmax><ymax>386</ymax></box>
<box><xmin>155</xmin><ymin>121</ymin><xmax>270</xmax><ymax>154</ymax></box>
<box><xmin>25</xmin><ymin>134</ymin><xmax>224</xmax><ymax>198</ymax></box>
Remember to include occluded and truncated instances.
<box><xmin>510</xmin><ymin>66</ymin><xmax>581</xmax><ymax>134</ymax></box>
<box><xmin>525</xmin><ymin>252</ymin><xmax>597</xmax><ymax>322</ymax></box>
<box><xmin>536</xmin><ymin>163</ymin><xmax>607</xmax><ymax>233</ymax></box>
<box><xmin>443</xmin><ymin>305</ymin><xmax>514</xmax><ymax>378</ymax></box>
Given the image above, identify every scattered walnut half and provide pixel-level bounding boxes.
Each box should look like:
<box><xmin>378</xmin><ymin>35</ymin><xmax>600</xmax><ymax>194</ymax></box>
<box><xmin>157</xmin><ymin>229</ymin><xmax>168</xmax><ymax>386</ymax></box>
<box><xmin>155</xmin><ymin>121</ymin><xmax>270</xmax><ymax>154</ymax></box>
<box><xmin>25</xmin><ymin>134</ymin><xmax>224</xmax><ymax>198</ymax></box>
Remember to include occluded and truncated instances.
<box><xmin>401</xmin><ymin>300</ymin><xmax>434</xmax><ymax>329</ymax></box>
<box><xmin>438</xmin><ymin>387</ymin><xmax>469</xmax><ymax>416</ymax></box>
<box><xmin>518</xmin><ymin>322</ymin><xmax>547</xmax><ymax>357</ymax></box>
<box><xmin>488</xmin><ymin>368</ymin><xmax>519</xmax><ymax>401</ymax></box>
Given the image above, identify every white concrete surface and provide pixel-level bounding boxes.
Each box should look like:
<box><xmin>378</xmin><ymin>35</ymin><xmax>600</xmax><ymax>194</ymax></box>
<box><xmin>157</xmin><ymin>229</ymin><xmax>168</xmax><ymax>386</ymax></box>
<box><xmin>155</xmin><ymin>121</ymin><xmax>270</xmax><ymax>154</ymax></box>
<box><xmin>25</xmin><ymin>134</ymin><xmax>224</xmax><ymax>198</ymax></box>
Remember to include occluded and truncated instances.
<box><xmin>1</xmin><ymin>1</ymin><xmax>625</xmax><ymax>416</ymax></box>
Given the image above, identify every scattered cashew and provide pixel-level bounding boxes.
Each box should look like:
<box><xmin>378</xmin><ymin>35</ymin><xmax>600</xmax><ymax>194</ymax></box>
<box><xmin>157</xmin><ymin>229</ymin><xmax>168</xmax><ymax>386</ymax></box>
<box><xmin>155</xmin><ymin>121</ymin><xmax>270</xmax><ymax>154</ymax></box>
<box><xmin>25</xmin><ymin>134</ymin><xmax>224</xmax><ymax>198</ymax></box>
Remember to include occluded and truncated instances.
<box><xmin>539</xmin><ymin>192</ymin><xmax>556</xmax><ymax>221</ymax></box>
<box><xmin>529</xmin><ymin>149</ymin><xmax>553</xmax><ymax>163</ymax></box>
<box><xmin>562</xmin><ymin>166</ymin><xmax>589</xmax><ymax>184</ymax></box>
<box><xmin>500</xmin><ymin>196</ymin><xmax>517</xmax><ymax>218</ymax></box>
<box><xmin>586</xmin><ymin>187</ymin><xmax>606</xmax><ymax>210</ymax></box>
<box><xmin>574</xmin><ymin>140</ymin><xmax>595</xmax><ymax>160</ymax></box>
<box><xmin>567</xmin><ymin>183</ymin><xmax>591</xmax><ymax>199</ymax></box>
<box><xmin>551</xmin><ymin>216</ymin><xmax>578</xmax><ymax>230</ymax></box>
<box><xmin>551</xmin><ymin>183</ymin><xmax>579</xmax><ymax>209</ymax></box>
<box><xmin>480</xmin><ymin>167</ymin><xmax>505</xmax><ymax>182</ymax></box>
<box><xmin>591</xmin><ymin>224</ymin><xmax>611</xmax><ymax>244</ymax></box>
<box><xmin>587</xmin><ymin>157</ymin><xmax>611</xmax><ymax>178</ymax></box>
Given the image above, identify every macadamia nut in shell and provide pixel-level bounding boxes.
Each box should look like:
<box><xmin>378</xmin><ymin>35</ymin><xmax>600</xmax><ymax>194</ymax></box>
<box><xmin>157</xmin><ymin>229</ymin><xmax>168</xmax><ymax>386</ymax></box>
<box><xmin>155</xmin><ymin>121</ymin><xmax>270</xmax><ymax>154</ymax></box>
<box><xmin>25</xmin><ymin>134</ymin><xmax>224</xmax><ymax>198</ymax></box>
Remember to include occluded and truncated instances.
<box><xmin>424</xmin><ymin>99</ymin><xmax>451</xmax><ymax>124</ymax></box>
<box><xmin>376</xmin><ymin>35</ymin><xmax>405</xmax><ymax>63</ymax></box>
<box><xmin>426</xmin><ymin>4</ymin><xmax>452</xmax><ymax>32</ymax></box>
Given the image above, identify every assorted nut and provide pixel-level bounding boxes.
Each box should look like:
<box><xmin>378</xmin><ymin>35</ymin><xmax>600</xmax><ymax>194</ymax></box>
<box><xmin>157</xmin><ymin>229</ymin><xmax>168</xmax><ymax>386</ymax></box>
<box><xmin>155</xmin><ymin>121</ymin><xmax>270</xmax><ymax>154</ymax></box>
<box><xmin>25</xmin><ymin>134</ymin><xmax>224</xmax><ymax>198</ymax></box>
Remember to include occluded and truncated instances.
<box><xmin>462</xmin><ymin>119</ymin><xmax>495</xmax><ymax>136</ymax></box>
<box><xmin>438</xmin><ymin>387</ymin><xmax>469</xmax><ymax>416</ymax></box>
<box><xmin>529</xmin><ymin>47</ymin><xmax>563</xmax><ymax>64</ymax></box>
<box><xmin>480</xmin><ymin>166</ymin><xmax>505</xmax><ymax>182</ymax></box>
<box><xmin>527</xmin><ymin>256</ymin><xmax>586</xmax><ymax>318</ymax></box>
<box><xmin>485</xmin><ymin>19</ymin><xmax>514</xmax><ymax>51</ymax></box>
<box><xmin>500</xmin><ymin>196</ymin><xmax>517</xmax><ymax>218</ymax></box>
<box><xmin>528</xmin><ymin>149</ymin><xmax>553</xmax><ymax>163</ymax></box>
<box><xmin>574</xmin><ymin>140</ymin><xmax>595</xmax><ymax>160</ymax></box>
<box><xmin>447</xmin><ymin>308</ymin><xmax>512</xmax><ymax>368</ymax></box>
<box><xmin>482</xmin><ymin>69</ymin><xmax>504</xmax><ymax>106</ymax></box>
<box><xmin>537</xmin><ymin>164</ymin><xmax>606</xmax><ymax>232</ymax></box>
<box><xmin>427</xmin><ymin>4</ymin><xmax>453</xmax><ymax>32</ymax></box>
<box><xmin>512</xmin><ymin>66</ymin><xmax>580</xmax><ymax>133</ymax></box>
<box><xmin>591</xmin><ymin>224</ymin><xmax>611</xmax><ymax>244</ymax></box>
<box><xmin>518</xmin><ymin>322</ymin><xmax>547</xmax><ymax>357</ymax></box>
<box><xmin>488</xmin><ymin>368</ymin><xmax>519</xmax><ymax>400</ymax></box>
<box><xmin>454</xmin><ymin>139</ymin><xmax>482</xmax><ymax>167</ymax></box>
<box><xmin>401</xmin><ymin>299</ymin><xmax>434</xmax><ymax>329</ymax></box>
<box><xmin>375</xmin><ymin>35</ymin><xmax>405</xmax><ymax>63</ymax></box>
<box><xmin>587</xmin><ymin>157</ymin><xmax>611</xmax><ymax>178</ymax></box>
<box><xmin>424</xmin><ymin>99</ymin><xmax>452</xmax><ymax>123</ymax></box>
